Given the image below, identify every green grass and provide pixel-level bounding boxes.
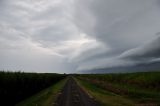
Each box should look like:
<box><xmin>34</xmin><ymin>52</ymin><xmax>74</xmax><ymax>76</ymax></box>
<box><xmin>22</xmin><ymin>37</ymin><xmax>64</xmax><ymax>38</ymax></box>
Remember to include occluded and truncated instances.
<box><xmin>76</xmin><ymin>78</ymin><xmax>134</xmax><ymax>106</ymax></box>
<box><xmin>78</xmin><ymin>72</ymin><xmax>160</xmax><ymax>91</ymax></box>
<box><xmin>16</xmin><ymin>78</ymin><xmax>67</xmax><ymax>106</ymax></box>
<box><xmin>76</xmin><ymin>72</ymin><xmax>160</xmax><ymax>105</ymax></box>
<box><xmin>110</xmin><ymin>82</ymin><xmax>160</xmax><ymax>98</ymax></box>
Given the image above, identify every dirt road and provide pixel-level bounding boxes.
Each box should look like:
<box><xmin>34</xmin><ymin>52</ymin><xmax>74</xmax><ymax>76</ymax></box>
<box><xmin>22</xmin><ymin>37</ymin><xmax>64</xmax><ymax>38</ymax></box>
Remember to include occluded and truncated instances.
<box><xmin>54</xmin><ymin>77</ymin><xmax>99</xmax><ymax>106</ymax></box>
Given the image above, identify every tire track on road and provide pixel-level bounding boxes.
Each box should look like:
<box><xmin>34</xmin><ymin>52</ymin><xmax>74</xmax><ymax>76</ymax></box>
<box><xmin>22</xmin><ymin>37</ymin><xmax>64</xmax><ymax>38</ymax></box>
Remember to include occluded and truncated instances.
<box><xmin>54</xmin><ymin>77</ymin><xmax>99</xmax><ymax>106</ymax></box>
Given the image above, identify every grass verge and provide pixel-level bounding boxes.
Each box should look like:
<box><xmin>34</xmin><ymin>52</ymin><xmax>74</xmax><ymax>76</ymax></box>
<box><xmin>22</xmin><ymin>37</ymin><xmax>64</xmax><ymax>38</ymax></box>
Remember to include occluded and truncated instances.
<box><xmin>16</xmin><ymin>78</ymin><xmax>67</xmax><ymax>106</ymax></box>
<box><xmin>75</xmin><ymin>78</ymin><xmax>134</xmax><ymax>106</ymax></box>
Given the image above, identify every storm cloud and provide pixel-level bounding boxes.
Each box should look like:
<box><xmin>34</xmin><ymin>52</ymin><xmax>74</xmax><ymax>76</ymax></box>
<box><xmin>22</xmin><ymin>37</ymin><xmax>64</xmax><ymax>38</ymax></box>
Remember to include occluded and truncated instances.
<box><xmin>0</xmin><ymin>0</ymin><xmax>160</xmax><ymax>73</ymax></box>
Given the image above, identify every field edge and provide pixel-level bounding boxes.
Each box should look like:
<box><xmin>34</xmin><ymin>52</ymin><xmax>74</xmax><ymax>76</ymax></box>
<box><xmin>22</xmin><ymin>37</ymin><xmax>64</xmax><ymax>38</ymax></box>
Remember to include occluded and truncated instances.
<box><xmin>16</xmin><ymin>78</ymin><xmax>67</xmax><ymax>106</ymax></box>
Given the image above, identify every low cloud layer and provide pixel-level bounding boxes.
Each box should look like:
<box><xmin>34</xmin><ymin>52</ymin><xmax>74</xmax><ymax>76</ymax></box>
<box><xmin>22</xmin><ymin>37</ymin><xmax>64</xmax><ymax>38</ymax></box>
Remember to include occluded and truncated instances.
<box><xmin>0</xmin><ymin>0</ymin><xmax>160</xmax><ymax>73</ymax></box>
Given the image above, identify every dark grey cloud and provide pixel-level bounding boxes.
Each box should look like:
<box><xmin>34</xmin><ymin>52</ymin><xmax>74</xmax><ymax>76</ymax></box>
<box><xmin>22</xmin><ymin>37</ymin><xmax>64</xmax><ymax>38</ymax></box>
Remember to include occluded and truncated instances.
<box><xmin>121</xmin><ymin>36</ymin><xmax>160</xmax><ymax>61</ymax></box>
<box><xmin>73</xmin><ymin>0</ymin><xmax>160</xmax><ymax>72</ymax></box>
<box><xmin>0</xmin><ymin>0</ymin><xmax>160</xmax><ymax>73</ymax></box>
<box><xmin>74</xmin><ymin>0</ymin><xmax>160</xmax><ymax>50</ymax></box>
<box><xmin>77</xmin><ymin>36</ymin><xmax>160</xmax><ymax>72</ymax></box>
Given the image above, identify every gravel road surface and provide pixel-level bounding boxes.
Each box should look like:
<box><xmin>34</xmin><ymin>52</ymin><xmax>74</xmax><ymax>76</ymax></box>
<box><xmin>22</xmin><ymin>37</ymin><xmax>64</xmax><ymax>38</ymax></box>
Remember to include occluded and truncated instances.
<box><xmin>54</xmin><ymin>77</ymin><xmax>99</xmax><ymax>106</ymax></box>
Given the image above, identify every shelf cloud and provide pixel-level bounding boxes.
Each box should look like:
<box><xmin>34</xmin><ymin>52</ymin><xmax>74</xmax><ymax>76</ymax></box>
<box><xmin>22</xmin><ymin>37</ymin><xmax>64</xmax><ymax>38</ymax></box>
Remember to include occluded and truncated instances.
<box><xmin>0</xmin><ymin>0</ymin><xmax>160</xmax><ymax>73</ymax></box>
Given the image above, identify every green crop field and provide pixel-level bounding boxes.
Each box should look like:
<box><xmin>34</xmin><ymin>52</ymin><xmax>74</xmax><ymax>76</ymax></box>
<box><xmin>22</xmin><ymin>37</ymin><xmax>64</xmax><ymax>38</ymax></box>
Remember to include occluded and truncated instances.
<box><xmin>16</xmin><ymin>78</ymin><xmax>67</xmax><ymax>106</ymax></box>
<box><xmin>76</xmin><ymin>72</ymin><xmax>160</xmax><ymax>106</ymax></box>
<box><xmin>0</xmin><ymin>71</ymin><xmax>66</xmax><ymax>106</ymax></box>
<box><xmin>0</xmin><ymin>71</ymin><xmax>160</xmax><ymax>106</ymax></box>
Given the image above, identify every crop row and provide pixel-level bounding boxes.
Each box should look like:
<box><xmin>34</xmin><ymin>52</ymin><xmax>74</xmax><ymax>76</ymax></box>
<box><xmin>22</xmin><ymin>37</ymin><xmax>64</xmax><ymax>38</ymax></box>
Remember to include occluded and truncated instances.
<box><xmin>77</xmin><ymin>72</ymin><xmax>160</xmax><ymax>104</ymax></box>
<box><xmin>77</xmin><ymin>72</ymin><xmax>160</xmax><ymax>90</ymax></box>
<box><xmin>0</xmin><ymin>71</ymin><xmax>66</xmax><ymax>106</ymax></box>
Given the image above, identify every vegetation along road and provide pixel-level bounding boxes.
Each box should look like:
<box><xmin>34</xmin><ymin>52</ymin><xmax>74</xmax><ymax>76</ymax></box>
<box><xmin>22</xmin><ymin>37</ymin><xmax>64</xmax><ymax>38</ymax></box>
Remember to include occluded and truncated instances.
<box><xmin>1</xmin><ymin>71</ymin><xmax>159</xmax><ymax>106</ymax></box>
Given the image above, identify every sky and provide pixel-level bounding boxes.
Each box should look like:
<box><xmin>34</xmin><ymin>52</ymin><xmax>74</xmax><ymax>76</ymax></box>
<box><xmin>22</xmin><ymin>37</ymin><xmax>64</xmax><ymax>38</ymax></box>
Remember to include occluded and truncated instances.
<box><xmin>0</xmin><ymin>0</ymin><xmax>160</xmax><ymax>73</ymax></box>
